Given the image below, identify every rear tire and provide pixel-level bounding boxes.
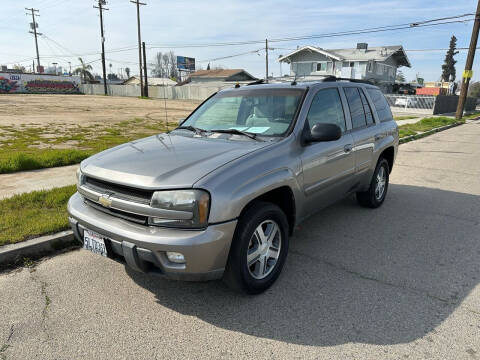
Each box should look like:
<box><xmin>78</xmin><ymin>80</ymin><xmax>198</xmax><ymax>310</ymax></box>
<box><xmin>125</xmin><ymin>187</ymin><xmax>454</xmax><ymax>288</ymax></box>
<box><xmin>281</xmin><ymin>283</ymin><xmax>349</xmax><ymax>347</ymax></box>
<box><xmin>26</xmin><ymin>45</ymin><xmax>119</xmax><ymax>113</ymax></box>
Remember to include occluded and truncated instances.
<box><xmin>356</xmin><ymin>158</ymin><xmax>390</xmax><ymax>208</ymax></box>
<box><xmin>223</xmin><ymin>202</ymin><xmax>289</xmax><ymax>295</ymax></box>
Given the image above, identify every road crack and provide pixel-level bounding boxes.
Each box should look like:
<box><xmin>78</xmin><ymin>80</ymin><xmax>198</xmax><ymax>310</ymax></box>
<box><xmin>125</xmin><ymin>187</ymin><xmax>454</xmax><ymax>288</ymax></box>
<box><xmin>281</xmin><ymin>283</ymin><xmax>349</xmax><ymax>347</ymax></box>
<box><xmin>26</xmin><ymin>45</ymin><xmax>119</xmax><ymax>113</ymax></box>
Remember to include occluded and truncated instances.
<box><xmin>290</xmin><ymin>249</ymin><xmax>457</xmax><ymax>305</ymax></box>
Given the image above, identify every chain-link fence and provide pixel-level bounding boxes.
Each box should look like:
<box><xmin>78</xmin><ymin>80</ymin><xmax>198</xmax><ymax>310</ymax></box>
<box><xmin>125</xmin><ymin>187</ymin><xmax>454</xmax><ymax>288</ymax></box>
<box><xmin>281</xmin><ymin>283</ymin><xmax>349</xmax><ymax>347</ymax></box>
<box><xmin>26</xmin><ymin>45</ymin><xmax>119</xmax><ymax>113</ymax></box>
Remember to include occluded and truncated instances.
<box><xmin>384</xmin><ymin>94</ymin><xmax>436</xmax><ymax>114</ymax></box>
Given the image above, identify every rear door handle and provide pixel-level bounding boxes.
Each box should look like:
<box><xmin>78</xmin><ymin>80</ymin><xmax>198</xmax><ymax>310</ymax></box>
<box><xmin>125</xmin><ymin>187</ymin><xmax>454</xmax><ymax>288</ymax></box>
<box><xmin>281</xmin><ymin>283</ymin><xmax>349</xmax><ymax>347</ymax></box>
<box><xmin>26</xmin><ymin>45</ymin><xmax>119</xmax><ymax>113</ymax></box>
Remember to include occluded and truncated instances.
<box><xmin>344</xmin><ymin>144</ymin><xmax>353</xmax><ymax>153</ymax></box>
<box><xmin>374</xmin><ymin>133</ymin><xmax>384</xmax><ymax>141</ymax></box>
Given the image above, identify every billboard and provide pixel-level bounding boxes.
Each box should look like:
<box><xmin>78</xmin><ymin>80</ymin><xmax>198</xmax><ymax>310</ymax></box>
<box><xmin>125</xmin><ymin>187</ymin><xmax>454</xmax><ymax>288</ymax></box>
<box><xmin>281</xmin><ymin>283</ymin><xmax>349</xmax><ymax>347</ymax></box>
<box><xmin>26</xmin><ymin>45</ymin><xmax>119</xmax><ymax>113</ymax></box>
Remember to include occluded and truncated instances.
<box><xmin>177</xmin><ymin>56</ymin><xmax>195</xmax><ymax>71</ymax></box>
<box><xmin>0</xmin><ymin>73</ymin><xmax>81</xmax><ymax>94</ymax></box>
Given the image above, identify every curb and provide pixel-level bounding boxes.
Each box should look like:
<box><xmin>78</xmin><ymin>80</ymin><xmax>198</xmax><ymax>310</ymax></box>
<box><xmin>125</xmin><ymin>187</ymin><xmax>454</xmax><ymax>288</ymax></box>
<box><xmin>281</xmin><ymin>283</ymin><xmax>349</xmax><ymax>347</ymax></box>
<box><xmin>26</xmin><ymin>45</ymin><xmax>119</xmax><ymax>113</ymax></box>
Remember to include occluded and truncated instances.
<box><xmin>399</xmin><ymin>121</ymin><xmax>464</xmax><ymax>144</ymax></box>
<box><xmin>0</xmin><ymin>230</ymin><xmax>78</xmax><ymax>268</ymax></box>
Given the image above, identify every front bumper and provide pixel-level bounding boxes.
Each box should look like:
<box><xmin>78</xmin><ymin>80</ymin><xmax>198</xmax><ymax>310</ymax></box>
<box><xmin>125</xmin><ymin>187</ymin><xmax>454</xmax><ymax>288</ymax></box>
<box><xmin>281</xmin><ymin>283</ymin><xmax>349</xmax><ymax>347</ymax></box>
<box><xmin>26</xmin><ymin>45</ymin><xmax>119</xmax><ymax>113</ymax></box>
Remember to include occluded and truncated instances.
<box><xmin>67</xmin><ymin>192</ymin><xmax>237</xmax><ymax>281</ymax></box>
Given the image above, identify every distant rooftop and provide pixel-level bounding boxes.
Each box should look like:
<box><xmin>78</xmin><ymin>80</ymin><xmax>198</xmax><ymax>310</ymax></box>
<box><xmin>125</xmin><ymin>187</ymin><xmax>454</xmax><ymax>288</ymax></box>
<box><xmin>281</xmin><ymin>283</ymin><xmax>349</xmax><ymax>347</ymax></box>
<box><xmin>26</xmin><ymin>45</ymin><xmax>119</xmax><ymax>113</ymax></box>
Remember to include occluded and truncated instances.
<box><xmin>279</xmin><ymin>44</ymin><xmax>411</xmax><ymax>67</ymax></box>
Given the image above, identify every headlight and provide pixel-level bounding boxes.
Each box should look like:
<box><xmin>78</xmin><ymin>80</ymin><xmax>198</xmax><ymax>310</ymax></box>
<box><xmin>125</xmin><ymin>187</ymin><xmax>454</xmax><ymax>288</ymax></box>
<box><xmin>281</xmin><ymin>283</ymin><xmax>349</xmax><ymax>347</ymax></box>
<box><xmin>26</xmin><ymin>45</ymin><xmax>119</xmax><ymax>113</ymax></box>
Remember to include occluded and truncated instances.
<box><xmin>149</xmin><ymin>190</ymin><xmax>210</xmax><ymax>229</ymax></box>
<box><xmin>76</xmin><ymin>168</ymin><xmax>85</xmax><ymax>186</ymax></box>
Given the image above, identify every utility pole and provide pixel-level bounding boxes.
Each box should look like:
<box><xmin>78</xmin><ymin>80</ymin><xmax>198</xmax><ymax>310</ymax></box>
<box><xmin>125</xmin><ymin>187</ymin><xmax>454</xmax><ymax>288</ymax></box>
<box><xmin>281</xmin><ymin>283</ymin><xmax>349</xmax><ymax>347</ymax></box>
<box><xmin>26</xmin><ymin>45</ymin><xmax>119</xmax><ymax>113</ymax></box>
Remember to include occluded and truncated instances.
<box><xmin>142</xmin><ymin>41</ymin><xmax>149</xmax><ymax>97</ymax></box>
<box><xmin>25</xmin><ymin>8</ymin><xmax>42</xmax><ymax>71</ymax></box>
<box><xmin>94</xmin><ymin>0</ymin><xmax>109</xmax><ymax>95</ymax></box>
<box><xmin>265</xmin><ymin>39</ymin><xmax>269</xmax><ymax>83</ymax></box>
<box><xmin>456</xmin><ymin>0</ymin><xmax>480</xmax><ymax>119</ymax></box>
<box><xmin>131</xmin><ymin>0</ymin><xmax>146</xmax><ymax>97</ymax></box>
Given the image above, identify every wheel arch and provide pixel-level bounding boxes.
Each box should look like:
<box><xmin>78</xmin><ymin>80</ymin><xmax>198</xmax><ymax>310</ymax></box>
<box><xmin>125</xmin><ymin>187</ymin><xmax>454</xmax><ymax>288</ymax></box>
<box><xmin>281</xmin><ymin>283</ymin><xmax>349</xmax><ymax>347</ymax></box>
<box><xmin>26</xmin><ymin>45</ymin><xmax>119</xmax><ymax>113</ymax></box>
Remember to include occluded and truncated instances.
<box><xmin>238</xmin><ymin>186</ymin><xmax>296</xmax><ymax>236</ymax></box>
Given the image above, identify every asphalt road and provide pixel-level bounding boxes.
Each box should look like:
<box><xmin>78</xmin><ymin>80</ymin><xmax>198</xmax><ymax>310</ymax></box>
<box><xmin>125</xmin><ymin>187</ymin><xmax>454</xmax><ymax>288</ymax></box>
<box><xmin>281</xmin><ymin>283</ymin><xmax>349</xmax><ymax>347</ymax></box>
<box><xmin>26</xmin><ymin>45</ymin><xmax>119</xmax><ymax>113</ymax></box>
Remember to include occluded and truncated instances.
<box><xmin>1</xmin><ymin>120</ymin><xmax>479</xmax><ymax>360</ymax></box>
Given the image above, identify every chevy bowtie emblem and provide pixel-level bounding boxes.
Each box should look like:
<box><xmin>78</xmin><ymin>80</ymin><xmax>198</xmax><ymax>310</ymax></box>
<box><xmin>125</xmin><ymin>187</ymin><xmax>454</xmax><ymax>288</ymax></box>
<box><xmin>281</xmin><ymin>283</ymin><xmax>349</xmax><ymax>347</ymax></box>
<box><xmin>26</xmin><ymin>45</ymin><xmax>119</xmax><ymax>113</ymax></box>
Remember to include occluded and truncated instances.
<box><xmin>99</xmin><ymin>194</ymin><xmax>113</xmax><ymax>208</ymax></box>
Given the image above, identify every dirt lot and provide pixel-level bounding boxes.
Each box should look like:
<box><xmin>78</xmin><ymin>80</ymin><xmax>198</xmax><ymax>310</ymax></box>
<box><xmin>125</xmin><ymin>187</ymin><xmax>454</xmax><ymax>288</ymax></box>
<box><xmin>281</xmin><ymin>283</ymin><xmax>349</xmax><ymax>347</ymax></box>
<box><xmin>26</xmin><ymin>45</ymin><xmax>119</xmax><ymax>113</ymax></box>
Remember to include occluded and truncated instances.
<box><xmin>0</xmin><ymin>94</ymin><xmax>201</xmax><ymax>173</ymax></box>
<box><xmin>0</xmin><ymin>94</ymin><xmax>199</xmax><ymax>127</ymax></box>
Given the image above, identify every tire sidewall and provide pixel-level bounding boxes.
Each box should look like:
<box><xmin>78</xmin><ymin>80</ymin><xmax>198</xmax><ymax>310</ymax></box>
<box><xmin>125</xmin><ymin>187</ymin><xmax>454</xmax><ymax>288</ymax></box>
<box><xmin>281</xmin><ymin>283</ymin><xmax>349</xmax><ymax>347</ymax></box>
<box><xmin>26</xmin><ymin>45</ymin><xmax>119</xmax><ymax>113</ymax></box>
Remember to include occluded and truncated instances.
<box><xmin>227</xmin><ymin>203</ymin><xmax>289</xmax><ymax>294</ymax></box>
<box><xmin>370</xmin><ymin>158</ymin><xmax>389</xmax><ymax>206</ymax></box>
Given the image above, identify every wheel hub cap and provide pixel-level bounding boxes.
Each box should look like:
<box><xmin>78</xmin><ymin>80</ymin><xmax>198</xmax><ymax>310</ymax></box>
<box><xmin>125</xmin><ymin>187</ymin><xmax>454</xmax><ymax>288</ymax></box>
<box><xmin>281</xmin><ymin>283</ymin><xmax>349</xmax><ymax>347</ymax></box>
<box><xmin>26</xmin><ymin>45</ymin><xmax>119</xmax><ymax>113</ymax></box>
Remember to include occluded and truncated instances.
<box><xmin>247</xmin><ymin>220</ymin><xmax>282</xmax><ymax>280</ymax></box>
<box><xmin>375</xmin><ymin>166</ymin><xmax>386</xmax><ymax>201</ymax></box>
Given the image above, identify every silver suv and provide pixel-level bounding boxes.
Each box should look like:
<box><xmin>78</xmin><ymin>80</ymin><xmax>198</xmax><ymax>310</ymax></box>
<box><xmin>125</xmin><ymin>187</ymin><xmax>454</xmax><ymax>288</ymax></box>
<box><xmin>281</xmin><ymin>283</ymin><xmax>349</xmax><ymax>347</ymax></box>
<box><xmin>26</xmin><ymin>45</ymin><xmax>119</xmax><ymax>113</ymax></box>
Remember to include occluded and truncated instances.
<box><xmin>68</xmin><ymin>79</ymin><xmax>398</xmax><ymax>294</ymax></box>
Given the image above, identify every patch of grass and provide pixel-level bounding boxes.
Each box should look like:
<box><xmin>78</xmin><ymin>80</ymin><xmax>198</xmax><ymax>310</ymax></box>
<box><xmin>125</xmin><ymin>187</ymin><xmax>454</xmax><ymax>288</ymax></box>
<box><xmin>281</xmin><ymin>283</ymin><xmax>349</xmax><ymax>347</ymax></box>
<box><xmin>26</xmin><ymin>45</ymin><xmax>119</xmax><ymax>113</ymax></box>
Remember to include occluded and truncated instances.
<box><xmin>0</xmin><ymin>185</ymin><xmax>76</xmax><ymax>246</ymax></box>
<box><xmin>398</xmin><ymin>116</ymin><xmax>462</xmax><ymax>138</ymax></box>
<box><xmin>461</xmin><ymin>112</ymin><xmax>480</xmax><ymax>120</ymax></box>
<box><xmin>394</xmin><ymin>115</ymin><xmax>418</xmax><ymax>121</ymax></box>
<box><xmin>0</xmin><ymin>117</ymin><xmax>169</xmax><ymax>174</ymax></box>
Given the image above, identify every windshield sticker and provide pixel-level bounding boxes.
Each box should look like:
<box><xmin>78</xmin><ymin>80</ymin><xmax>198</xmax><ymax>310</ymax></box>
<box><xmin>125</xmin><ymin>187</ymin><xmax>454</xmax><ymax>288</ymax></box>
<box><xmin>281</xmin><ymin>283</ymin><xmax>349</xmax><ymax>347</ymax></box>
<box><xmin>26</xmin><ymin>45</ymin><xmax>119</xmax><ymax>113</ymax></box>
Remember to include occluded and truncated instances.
<box><xmin>246</xmin><ymin>127</ymin><xmax>270</xmax><ymax>134</ymax></box>
<box><xmin>228</xmin><ymin>126</ymin><xmax>249</xmax><ymax>131</ymax></box>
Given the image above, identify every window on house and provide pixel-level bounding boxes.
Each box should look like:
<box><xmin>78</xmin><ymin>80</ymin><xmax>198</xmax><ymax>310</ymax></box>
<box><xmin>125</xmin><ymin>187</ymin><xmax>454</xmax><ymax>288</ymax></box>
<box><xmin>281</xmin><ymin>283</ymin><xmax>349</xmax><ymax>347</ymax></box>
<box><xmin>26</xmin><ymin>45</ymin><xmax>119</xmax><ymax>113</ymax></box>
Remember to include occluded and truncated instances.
<box><xmin>316</xmin><ymin>62</ymin><xmax>327</xmax><ymax>71</ymax></box>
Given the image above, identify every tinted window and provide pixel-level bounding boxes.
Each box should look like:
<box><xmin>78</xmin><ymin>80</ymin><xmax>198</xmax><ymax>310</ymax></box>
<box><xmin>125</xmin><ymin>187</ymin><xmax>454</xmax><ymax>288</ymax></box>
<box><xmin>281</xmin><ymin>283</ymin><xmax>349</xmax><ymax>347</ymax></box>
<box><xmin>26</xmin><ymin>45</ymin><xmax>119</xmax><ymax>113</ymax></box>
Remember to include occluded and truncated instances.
<box><xmin>344</xmin><ymin>87</ymin><xmax>366</xmax><ymax>129</ymax></box>
<box><xmin>359</xmin><ymin>90</ymin><xmax>375</xmax><ymax>125</ymax></box>
<box><xmin>307</xmin><ymin>88</ymin><xmax>346</xmax><ymax>132</ymax></box>
<box><xmin>367</xmin><ymin>88</ymin><xmax>393</xmax><ymax>123</ymax></box>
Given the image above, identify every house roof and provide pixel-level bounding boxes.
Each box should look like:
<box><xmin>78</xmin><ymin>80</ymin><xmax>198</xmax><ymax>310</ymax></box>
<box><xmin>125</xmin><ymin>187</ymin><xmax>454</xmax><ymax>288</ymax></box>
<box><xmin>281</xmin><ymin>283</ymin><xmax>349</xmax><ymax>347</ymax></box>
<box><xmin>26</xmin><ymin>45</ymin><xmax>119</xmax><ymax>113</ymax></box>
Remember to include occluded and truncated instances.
<box><xmin>123</xmin><ymin>76</ymin><xmax>177</xmax><ymax>86</ymax></box>
<box><xmin>278</xmin><ymin>45</ymin><xmax>411</xmax><ymax>67</ymax></box>
<box><xmin>189</xmin><ymin>69</ymin><xmax>256</xmax><ymax>79</ymax></box>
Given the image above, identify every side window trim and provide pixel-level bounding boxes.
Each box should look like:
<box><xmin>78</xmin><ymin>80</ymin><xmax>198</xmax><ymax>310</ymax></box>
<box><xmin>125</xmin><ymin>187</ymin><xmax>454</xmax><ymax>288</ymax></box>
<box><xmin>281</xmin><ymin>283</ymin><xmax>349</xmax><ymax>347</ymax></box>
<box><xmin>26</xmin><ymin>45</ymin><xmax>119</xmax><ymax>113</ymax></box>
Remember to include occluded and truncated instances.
<box><xmin>338</xmin><ymin>86</ymin><xmax>353</xmax><ymax>132</ymax></box>
<box><xmin>343</xmin><ymin>86</ymin><xmax>368</xmax><ymax>131</ymax></box>
<box><xmin>361</xmin><ymin>87</ymin><xmax>380</xmax><ymax>125</ymax></box>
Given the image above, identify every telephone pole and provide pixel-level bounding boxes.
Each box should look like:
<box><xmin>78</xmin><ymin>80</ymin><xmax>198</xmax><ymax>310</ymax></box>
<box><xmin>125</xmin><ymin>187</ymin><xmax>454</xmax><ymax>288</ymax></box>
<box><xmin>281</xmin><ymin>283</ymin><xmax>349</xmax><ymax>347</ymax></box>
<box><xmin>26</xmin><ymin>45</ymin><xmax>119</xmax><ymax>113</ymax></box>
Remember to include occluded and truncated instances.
<box><xmin>25</xmin><ymin>8</ymin><xmax>42</xmax><ymax>72</ymax></box>
<box><xmin>142</xmin><ymin>42</ymin><xmax>149</xmax><ymax>97</ymax></box>
<box><xmin>131</xmin><ymin>0</ymin><xmax>146</xmax><ymax>97</ymax></box>
<box><xmin>265</xmin><ymin>39</ymin><xmax>269</xmax><ymax>83</ymax></box>
<box><xmin>94</xmin><ymin>0</ymin><xmax>109</xmax><ymax>95</ymax></box>
<box><xmin>456</xmin><ymin>0</ymin><xmax>480</xmax><ymax>119</ymax></box>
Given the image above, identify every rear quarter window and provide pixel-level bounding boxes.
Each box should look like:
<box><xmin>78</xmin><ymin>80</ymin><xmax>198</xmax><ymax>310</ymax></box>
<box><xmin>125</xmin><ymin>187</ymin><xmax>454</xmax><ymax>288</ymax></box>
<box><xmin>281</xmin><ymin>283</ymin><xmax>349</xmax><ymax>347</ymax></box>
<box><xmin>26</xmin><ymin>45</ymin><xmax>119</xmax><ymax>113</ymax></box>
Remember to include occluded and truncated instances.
<box><xmin>367</xmin><ymin>88</ymin><xmax>393</xmax><ymax>123</ymax></box>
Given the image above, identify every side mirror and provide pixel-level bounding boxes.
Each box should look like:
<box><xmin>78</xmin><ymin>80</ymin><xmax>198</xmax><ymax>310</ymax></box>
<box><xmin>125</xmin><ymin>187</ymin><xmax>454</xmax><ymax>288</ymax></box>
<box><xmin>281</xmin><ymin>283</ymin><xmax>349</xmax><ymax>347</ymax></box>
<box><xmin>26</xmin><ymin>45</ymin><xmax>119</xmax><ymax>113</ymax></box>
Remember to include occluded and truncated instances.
<box><xmin>305</xmin><ymin>123</ymin><xmax>342</xmax><ymax>143</ymax></box>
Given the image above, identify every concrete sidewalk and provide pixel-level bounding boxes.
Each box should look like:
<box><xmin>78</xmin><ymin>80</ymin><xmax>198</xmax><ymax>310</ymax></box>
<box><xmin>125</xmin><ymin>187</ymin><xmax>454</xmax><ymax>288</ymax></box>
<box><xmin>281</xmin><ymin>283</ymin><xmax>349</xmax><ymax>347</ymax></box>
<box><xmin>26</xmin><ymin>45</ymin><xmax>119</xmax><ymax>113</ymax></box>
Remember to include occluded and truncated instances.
<box><xmin>0</xmin><ymin>164</ymin><xmax>78</xmax><ymax>200</ymax></box>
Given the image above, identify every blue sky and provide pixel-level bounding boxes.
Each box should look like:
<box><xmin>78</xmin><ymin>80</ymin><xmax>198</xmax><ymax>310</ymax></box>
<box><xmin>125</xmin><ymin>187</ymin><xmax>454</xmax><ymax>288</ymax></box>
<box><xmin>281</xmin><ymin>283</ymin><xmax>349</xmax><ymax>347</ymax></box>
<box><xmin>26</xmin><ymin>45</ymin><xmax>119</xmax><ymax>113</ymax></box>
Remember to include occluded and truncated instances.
<box><xmin>2</xmin><ymin>0</ymin><xmax>479</xmax><ymax>81</ymax></box>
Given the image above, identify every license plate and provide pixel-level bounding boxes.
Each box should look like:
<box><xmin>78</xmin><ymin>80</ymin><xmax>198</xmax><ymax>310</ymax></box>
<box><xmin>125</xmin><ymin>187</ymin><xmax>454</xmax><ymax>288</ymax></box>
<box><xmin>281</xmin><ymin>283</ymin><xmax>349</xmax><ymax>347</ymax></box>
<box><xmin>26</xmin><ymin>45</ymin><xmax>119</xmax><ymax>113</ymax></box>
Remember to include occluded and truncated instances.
<box><xmin>83</xmin><ymin>229</ymin><xmax>108</xmax><ymax>257</ymax></box>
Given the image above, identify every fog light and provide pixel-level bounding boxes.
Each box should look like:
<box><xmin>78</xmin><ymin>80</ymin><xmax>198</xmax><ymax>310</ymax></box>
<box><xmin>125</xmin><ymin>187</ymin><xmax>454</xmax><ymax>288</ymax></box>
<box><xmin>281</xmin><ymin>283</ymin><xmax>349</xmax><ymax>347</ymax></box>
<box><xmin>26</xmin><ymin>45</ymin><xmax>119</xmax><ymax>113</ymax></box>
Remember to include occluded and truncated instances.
<box><xmin>166</xmin><ymin>251</ymin><xmax>185</xmax><ymax>264</ymax></box>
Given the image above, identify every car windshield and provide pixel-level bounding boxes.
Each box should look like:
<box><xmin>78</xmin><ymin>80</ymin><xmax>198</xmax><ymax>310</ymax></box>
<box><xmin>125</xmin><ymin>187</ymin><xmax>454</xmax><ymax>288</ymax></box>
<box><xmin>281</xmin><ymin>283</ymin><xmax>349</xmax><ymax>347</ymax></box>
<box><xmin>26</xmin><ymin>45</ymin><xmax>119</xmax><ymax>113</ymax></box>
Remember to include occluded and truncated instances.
<box><xmin>179</xmin><ymin>88</ymin><xmax>305</xmax><ymax>137</ymax></box>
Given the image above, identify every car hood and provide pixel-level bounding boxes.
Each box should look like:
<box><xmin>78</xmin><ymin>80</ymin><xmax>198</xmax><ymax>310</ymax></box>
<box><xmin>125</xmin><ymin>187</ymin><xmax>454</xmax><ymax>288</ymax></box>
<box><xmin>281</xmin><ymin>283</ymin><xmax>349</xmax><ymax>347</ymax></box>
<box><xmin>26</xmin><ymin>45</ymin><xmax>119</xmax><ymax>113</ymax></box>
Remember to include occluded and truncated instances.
<box><xmin>81</xmin><ymin>133</ymin><xmax>272</xmax><ymax>189</ymax></box>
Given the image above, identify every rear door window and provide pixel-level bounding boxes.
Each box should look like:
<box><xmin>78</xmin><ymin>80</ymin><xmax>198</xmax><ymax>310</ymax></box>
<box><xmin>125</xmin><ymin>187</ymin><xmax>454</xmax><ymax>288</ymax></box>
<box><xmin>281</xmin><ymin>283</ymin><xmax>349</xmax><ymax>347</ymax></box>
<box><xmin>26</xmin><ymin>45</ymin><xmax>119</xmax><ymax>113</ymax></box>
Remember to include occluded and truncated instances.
<box><xmin>359</xmin><ymin>90</ymin><xmax>375</xmax><ymax>125</ymax></box>
<box><xmin>344</xmin><ymin>87</ymin><xmax>367</xmax><ymax>129</ymax></box>
<box><xmin>367</xmin><ymin>88</ymin><xmax>393</xmax><ymax>123</ymax></box>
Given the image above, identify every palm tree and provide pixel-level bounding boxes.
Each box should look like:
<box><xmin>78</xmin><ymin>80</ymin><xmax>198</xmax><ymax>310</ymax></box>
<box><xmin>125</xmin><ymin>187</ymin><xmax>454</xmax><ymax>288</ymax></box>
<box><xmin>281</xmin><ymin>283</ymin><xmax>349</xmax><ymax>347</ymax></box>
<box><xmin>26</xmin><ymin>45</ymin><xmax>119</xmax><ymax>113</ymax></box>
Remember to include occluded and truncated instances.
<box><xmin>73</xmin><ymin>57</ymin><xmax>94</xmax><ymax>84</ymax></box>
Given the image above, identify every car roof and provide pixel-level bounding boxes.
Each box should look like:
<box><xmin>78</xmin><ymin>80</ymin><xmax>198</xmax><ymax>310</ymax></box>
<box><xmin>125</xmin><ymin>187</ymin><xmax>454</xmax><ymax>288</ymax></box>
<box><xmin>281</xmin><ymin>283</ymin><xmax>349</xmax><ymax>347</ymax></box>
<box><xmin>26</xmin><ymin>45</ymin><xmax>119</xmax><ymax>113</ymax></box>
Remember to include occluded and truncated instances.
<box><xmin>219</xmin><ymin>80</ymin><xmax>378</xmax><ymax>95</ymax></box>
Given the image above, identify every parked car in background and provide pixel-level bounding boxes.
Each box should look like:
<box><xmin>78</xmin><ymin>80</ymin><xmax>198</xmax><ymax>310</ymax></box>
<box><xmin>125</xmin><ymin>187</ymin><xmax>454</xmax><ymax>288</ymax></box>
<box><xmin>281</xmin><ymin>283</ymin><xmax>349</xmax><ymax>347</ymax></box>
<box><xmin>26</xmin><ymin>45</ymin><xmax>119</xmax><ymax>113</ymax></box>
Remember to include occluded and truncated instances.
<box><xmin>393</xmin><ymin>83</ymin><xmax>416</xmax><ymax>95</ymax></box>
<box><xmin>68</xmin><ymin>78</ymin><xmax>399</xmax><ymax>294</ymax></box>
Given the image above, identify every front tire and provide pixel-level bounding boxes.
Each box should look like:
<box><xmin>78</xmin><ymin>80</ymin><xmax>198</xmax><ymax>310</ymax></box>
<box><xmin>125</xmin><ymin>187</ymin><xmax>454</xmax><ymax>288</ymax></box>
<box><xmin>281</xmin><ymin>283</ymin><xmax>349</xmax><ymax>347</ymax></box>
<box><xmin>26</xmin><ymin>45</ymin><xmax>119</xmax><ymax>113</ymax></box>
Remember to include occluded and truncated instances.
<box><xmin>223</xmin><ymin>202</ymin><xmax>289</xmax><ymax>294</ymax></box>
<box><xmin>356</xmin><ymin>158</ymin><xmax>390</xmax><ymax>208</ymax></box>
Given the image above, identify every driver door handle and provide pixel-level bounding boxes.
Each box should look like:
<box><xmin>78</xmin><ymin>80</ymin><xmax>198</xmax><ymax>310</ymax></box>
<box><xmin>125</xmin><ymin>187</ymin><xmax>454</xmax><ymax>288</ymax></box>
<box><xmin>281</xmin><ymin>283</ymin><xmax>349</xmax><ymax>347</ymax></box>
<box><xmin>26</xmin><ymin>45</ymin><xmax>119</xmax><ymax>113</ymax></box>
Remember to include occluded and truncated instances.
<box><xmin>344</xmin><ymin>144</ymin><xmax>353</xmax><ymax>153</ymax></box>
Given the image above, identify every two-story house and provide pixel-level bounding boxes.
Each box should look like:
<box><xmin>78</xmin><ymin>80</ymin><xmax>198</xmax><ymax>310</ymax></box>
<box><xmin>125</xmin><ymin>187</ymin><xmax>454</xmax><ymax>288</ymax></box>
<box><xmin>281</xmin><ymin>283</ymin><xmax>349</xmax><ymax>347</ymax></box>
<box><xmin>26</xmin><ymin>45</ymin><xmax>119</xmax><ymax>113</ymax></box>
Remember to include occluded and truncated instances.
<box><xmin>278</xmin><ymin>43</ymin><xmax>410</xmax><ymax>92</ymax></box>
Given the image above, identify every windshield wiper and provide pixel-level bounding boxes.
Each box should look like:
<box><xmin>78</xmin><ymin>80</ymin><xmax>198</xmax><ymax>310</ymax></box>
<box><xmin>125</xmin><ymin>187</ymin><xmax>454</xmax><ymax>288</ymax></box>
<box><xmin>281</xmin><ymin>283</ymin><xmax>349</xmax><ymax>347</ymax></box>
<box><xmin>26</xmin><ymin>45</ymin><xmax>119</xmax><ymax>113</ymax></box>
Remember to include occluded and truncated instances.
<box><xmin>175</xmin><ymin>125</ymin><xmax>207</xmax><ymax>135</ymax></box>
<box><xmin>210</xmin><ymin>129</ymin><xmax>260</xmax><ymax>140</ymax></box>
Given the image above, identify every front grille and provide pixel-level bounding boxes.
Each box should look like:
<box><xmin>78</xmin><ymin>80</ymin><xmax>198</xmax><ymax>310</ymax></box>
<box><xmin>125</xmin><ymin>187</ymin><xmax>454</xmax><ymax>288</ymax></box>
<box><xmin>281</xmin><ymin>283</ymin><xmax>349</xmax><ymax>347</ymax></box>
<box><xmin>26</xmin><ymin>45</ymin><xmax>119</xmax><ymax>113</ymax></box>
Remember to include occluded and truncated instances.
<box><xmin>85</xmin><ymin>199</ymin><xmax>148</xmax><ymax>225</ymax></box>
<box><xmin>84</xmin><ymin>176</ymin><xmax>153</xmax><ymax>205</ymax></box>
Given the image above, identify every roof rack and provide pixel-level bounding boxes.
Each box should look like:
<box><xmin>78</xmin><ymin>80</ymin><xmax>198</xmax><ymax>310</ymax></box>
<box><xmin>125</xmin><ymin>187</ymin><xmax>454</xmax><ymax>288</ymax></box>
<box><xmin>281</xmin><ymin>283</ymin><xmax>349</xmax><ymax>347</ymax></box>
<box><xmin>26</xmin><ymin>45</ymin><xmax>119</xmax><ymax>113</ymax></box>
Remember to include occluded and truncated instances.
<box><xmin>321</xmin><ymin>76</ymin><xmax>373</xmax><ymax>85</ymax></box>
<box><xmin>246</xmin><ymin>79</ymin><xmax>265</xmax><ymax>86</ymax></box>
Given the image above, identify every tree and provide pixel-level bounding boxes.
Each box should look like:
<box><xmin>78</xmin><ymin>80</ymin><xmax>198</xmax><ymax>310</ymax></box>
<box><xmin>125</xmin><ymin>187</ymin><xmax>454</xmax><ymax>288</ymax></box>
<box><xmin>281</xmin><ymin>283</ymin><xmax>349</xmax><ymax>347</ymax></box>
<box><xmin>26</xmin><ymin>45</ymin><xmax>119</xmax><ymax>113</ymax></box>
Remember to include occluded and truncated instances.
<box><xmin>73</xmin><ymin>57</ymin><xmax>94</xmax><ymax>84</ymax></box>
<box><xmin>441</xmin><ymin>35</ymin><xmax>459</xmax><ymax>82</ymax></box>
<box><xmin>151</xmin><ymin>51</ymin><xmax>178</xmax><ymax>79</ymax></box>
<box><xmin>125</xmin><ymin>67</ymin><xmax>131</xmax><ymax>78</ymax></box>
<box><xmin>396</xmin><ymin>70</ymin><xmax>406</xmax><ymax>83</ymax></box>
<box><xmin>13</xmin><ymin>64</ymin><xmax>26</xmax><ymax>72</ymax></box>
